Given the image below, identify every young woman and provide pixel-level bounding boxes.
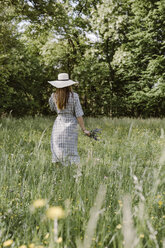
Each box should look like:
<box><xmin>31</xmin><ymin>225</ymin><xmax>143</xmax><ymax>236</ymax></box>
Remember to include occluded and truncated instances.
<box><xmin>48</xmin><ymin>73</ymin><xmax>90</xmax><ymax>165</ymax></box>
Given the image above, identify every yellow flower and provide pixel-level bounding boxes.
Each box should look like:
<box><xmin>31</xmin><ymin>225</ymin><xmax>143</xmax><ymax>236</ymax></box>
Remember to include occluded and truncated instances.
<box><xmin>44</xmin><ymin>233</ymin><xmax>49</xmax><ymax>239</ymax></box>
<box><xmin>140</xmin><ymin>234</ymin><xmax>144</xmax><ymax>238</ymax></box>
<box><xmin>28</xmin><ymin>244</ymin><xmax>35</xmax><ymax>248</ymax></box>
<box><xmin>116</xmin><ymin>224</ymin><xmax>122</xmax><ymax>229</ymax></box>
<box><xmin>158</xmin><ymin>200</ymin><xmax>163</xmax><ymax>207</ymax></box>
<box><xmin>32</xmin><ymin>199</ymin><xmax>46</xmax><ymax>208</ymax></box>
<box><xmin>56</xmin><ymin>237</ymin><xmax>62</xmax><ymax>243</ymax></box>
<box><xmin>118</xmin><ymin>200</ymin><xmax>123</xmax><ymax>207</ymax></box>
<box><xmin>46</xmin><ymin>207</ymin><xmax>65</xmax><ymax>219</ymax></box>
<box><xmin>19</xmin><ymin>246</ymin><xmax>27</xmax><ymax>248</ymax></box>
<box><xmin>3</xmin><ymin>240</ymin><xmax>13</xmax><ymax>247</ymax></box>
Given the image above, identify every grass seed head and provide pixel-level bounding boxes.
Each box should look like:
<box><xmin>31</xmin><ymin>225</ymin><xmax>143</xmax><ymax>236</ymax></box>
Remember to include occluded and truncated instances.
<box><xmin>122</xmin><ymin>195</ymin><xmax>138</xmax><ymax>248</ymax></box>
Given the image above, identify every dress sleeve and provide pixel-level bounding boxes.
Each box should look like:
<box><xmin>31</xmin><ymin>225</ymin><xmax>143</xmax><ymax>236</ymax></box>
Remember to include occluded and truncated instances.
<box><xmin>74</xmin><ymin>93</ymin><xmax>84</xmax><ymax>117</ymax></box>
<box><xmin>49</xmin><ymin>93</ymin><xmax>57</xmax><ymax>112</ymax></box>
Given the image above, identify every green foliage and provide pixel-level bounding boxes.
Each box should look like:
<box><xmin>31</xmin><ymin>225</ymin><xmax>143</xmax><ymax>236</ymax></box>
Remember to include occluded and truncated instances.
<box><xmin>0</xmin><ymin>0</ymin><xmax>165</xmax><ymax>117</ymax></box>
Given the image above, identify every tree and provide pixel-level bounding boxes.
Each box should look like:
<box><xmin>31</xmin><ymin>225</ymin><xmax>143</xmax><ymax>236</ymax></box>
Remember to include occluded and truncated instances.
<box><xmin>1</xmin><ymin>0</ymin><xmax>165</xmax><ymax>117</ymax></box>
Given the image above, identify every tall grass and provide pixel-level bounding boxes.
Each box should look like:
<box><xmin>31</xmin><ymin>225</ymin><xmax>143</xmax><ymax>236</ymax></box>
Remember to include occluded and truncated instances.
<box><xmin>0</xmin><ymin>116</ymin><xmax>165</xmax><ymax>247</ymax></box>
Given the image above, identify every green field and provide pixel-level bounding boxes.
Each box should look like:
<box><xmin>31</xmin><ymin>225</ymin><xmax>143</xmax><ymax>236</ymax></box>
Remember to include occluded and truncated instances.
<box><xmin>0</xmin><ymin>117</ymin><xmax>165</xmax><ymax>248</ymax></box>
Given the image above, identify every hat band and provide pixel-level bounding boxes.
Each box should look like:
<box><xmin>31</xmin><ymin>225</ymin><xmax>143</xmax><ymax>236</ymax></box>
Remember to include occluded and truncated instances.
<box><xmin>58</xmin><ymin>79</ymin><xmax>69</xmax><ymax>81</ymax></box>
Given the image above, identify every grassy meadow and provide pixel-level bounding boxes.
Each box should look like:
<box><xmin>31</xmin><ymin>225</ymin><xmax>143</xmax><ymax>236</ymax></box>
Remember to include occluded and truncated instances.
<box><xmin>0</xmin><ymin>116</ymin><xmax>165</xmax><ymax>248</ymax></box>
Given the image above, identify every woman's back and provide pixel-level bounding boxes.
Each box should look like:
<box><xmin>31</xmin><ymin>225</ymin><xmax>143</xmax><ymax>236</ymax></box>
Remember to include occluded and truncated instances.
<box><xmin>49</xmin><ymin>92</ymin><xmax>84</xmax><ymax>118</ymax></box>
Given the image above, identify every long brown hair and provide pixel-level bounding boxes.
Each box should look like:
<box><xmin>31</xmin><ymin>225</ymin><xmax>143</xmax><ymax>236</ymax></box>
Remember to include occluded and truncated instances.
<box><xmin>54</xmin><ymin>86</ymin><xmax>72</xmax><ymax>110</ymax></box>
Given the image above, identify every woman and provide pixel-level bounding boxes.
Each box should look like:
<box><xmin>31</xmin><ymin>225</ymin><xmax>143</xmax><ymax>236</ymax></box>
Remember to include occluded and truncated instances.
<box><xmin>48</xmin><ymin>73</ymin><xmax>90</xmax><ymax>165</ymax></box>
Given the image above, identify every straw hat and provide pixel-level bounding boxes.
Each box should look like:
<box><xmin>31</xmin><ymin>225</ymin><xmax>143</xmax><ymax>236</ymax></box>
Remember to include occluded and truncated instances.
<box><xmin>48</xmin><ymin>73</ymin><xmax>78</xmax><ymax>88</ymax></box>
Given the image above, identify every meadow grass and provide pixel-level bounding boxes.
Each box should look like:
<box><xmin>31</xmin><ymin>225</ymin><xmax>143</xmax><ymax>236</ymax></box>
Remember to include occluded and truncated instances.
<box><xmin>0</xmin><ymin>116</ymin><xmax>165</xmax><ymax>248</ymax></box>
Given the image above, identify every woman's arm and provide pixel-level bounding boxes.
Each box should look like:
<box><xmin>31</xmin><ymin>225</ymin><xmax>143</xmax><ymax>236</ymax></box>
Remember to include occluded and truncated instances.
<box><xmin>77</xmin><ymin>116</ymin><xmax>90</xmax><ymax>136</ymax></box>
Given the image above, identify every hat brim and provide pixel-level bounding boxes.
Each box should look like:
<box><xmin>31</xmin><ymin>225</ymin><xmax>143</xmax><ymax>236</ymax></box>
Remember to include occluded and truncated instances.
<box><xmin>48</xmin><ymin>80</ymin><xmax>78</xmax><ymax>88</ymax></box>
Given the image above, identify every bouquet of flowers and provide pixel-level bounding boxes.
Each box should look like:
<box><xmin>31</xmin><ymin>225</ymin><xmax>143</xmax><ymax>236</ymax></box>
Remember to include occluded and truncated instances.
<box><xmin>89</xmin><ymin>128</ymin><xmax>102</xmax><ymax>140</ymax></box>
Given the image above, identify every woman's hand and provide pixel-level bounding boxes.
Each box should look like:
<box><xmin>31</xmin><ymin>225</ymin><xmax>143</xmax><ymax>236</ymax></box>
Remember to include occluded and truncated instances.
<box><xmin>83</xmin><ymin>130</ymin><xmax>90</xmax><ymax>136</ymax></box>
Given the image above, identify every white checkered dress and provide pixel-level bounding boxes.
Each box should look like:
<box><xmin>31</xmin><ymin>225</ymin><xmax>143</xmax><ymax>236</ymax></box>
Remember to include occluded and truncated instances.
<box><xmin>49</xmin><ymin>92</ymin><xmax>84</xmax><ymax>165</ymax></box>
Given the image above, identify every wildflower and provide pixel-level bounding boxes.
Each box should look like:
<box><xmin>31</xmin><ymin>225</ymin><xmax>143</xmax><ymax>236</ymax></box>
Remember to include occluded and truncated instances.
<box><xmin>46</xmin><ymin>206</ymin><xmax>65</xmax><ymax>220</ymax></box>
<box><xmin>88</xmin><ymin>128</ymin><xmax>102</xmax><ymax>140</ymax></box>
<box><xmin>140</xmin><ymin>234</ymin><xmax>144</xmax><ymax>238</ymax></box>
<box><xmin>116</xmin><ymin>224</ymin><xmax>122</xmax><ymax>229</ymax></box>
<box><xmin>44</xmin><ymin>233</ymin><xmax>49</xmax><ymax>239</ymax></box>
<box><xmin>28</xmin><ymin>244</ymin><xmax>35</xmax><ymax>248</ymax></box>
<box><xmin>3</xmin><ymin>240</ymin><xmax>13</xmax><ymax>247</ymax></box>
<box><xmin>56</xmin><ymin>237</ymin><xmax>62</xmax><ymax>243</ymax></box>
<box><xmin>158</xmin><ymin>200</ymin><xmax>163</xmax><ymax>207</ymax></box>
<box><xmin>118</xmin><ymin>200</ymin><xmax>123</xmax><ymax>207</ymax></box>
<box><xmin>32</xmin><ymin>199</ymin><xmax>46</xmax><ymax>208</ymax></box>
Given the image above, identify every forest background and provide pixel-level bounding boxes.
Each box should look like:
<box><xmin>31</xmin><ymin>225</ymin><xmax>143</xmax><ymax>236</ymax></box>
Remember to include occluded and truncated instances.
<box><xmin>1</xmin><ymin>0</ymin><xmax>165</xmax><ymax>118</ymax></box>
